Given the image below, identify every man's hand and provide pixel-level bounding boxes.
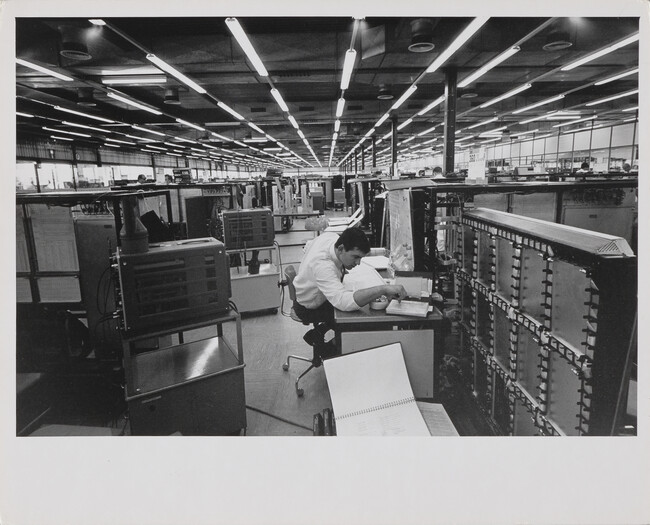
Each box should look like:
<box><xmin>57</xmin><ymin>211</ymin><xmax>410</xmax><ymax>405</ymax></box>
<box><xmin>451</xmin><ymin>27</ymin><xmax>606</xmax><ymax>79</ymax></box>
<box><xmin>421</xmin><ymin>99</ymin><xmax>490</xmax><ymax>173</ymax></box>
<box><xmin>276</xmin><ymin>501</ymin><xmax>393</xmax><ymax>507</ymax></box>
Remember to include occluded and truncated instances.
<box><xmin>384</xmin><ymin>284</ymin><xmax>407</xmax><ymax>302</ymax></box>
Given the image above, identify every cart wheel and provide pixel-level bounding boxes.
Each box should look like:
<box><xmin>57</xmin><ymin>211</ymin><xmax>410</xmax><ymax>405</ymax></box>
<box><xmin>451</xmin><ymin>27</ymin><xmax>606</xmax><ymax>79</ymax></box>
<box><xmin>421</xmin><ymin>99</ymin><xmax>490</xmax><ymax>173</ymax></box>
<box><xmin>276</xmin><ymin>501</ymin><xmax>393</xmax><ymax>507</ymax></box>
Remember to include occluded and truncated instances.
<box><xmin>282</xmin><ymin>363</ymin><xmax>289</xmax><ymax>371</ymax></box>
<box><xmin>296</xmin><ymin>388</ymin><xmax>304</xmax><ymax>397</ymax></box>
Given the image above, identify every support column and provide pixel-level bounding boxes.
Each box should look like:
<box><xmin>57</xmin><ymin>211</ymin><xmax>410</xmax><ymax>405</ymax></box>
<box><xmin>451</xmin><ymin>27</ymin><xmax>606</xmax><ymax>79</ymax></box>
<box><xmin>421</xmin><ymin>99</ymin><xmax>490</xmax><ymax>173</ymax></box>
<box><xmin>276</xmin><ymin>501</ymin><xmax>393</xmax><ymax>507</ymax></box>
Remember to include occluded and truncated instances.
<box><xmin>443</xmin><ymin>68</ymin><xmax>458</xmax><ymax>175</ymax></box>
<box><xmin>372</xmin><ymin>136</ymin><xmax>377</xmax><ymax>168</ymax></box>
<box><xmin>361</xmin><ymin>144</ymin><xmax>365</xmax><ymax>171</ymax></box>
<box><xmin>354</xmin><ymin>150</ymin><xmax>358</xmax><ymax>173</ymax></box>
<box><xmin>391</xmin><ymin>115</ymin><xmax>399</xmax><ymax>177</ymax></box>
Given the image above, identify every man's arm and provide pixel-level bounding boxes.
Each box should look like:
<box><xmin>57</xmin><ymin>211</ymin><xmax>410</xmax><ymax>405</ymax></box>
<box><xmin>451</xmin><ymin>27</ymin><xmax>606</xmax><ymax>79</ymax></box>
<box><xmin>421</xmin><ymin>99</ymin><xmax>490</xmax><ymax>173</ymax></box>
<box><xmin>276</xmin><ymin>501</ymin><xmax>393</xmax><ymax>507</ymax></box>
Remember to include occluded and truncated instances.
<box><xmin>352</xmin><ymin>284</ymin><xmax>407</xmax><ymax>308</ymax></box>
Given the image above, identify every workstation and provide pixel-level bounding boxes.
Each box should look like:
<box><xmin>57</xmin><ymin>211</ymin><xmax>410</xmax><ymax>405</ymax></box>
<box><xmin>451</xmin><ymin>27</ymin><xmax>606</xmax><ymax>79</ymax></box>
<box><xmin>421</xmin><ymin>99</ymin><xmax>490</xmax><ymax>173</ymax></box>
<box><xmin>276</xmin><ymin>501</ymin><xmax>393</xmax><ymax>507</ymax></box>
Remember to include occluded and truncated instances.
<box><xmin>4</xmin><ymin>5</ymin><xmax>647</xmax><ymax>524</ymax></box>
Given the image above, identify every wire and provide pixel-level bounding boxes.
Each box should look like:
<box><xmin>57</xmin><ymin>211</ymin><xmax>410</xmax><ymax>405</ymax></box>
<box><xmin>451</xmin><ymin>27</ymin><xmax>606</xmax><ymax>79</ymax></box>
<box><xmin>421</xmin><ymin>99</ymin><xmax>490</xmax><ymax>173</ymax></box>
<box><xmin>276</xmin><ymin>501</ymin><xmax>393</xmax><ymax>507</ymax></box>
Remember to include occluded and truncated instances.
<box><xmin>245</xmin><ymin>404</ymin><xmax>312</xmax><ymax>432</ymax></box>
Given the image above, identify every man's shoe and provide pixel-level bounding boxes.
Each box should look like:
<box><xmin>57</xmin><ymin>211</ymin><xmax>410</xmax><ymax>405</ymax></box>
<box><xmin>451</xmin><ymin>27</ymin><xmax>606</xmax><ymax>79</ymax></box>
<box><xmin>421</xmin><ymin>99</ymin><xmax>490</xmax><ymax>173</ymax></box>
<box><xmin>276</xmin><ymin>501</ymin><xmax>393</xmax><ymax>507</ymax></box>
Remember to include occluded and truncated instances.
<box><xmin>303</xmin><ymin>329</ymin><xmax>323</xmax><ymax>347</ymax></box>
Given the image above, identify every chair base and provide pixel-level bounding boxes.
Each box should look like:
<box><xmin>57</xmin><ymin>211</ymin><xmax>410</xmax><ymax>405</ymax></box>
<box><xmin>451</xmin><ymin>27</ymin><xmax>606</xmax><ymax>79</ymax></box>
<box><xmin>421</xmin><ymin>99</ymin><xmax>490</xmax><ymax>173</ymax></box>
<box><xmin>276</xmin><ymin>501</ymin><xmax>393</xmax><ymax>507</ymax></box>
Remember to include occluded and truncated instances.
<box><xmin>282</xmin><ymin>354</ymin><xmax>322</xmax><ymax>397</ymax></box>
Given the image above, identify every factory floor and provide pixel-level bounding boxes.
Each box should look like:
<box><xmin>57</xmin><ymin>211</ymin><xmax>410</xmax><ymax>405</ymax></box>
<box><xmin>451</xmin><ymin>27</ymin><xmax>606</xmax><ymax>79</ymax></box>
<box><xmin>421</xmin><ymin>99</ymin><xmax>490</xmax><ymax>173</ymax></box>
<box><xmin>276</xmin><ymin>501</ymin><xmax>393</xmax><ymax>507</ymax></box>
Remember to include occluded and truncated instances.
<box><xmin>17</xmin><ymin>210</ymin><xmax>495</xmax><ymax>437</ymax></box>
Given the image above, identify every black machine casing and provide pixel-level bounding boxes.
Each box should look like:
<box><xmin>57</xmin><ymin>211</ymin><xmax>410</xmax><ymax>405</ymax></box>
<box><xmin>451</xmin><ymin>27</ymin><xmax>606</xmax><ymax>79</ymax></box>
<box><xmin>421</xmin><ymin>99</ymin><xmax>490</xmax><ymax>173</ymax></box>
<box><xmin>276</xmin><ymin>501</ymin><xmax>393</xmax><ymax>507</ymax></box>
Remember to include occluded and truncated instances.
<box><xmin>115</xmin><ymin>238</ymin><xmax>231</xmax><ymax>336</ymax></box>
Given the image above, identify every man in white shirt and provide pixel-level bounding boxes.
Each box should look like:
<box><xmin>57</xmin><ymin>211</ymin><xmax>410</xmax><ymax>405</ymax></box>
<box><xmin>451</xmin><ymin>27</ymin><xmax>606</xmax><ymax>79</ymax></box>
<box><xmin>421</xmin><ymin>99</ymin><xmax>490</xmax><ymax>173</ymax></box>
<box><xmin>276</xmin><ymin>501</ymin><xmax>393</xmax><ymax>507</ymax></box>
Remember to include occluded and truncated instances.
<box><xmin>293</xmin><ymin>227</ymin><xmax>406</xmax><ymax>352</ymax></box>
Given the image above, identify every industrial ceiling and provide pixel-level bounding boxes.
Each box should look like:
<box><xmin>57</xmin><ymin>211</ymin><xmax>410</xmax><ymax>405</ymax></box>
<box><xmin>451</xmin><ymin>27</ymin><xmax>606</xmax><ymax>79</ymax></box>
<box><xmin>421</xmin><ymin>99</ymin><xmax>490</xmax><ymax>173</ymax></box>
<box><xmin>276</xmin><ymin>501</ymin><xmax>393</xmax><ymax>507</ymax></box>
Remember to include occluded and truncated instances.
<box><xmin>15</xmin><ymin>16</ymin><xmax>639</xmax><ymax>171</ymax></box>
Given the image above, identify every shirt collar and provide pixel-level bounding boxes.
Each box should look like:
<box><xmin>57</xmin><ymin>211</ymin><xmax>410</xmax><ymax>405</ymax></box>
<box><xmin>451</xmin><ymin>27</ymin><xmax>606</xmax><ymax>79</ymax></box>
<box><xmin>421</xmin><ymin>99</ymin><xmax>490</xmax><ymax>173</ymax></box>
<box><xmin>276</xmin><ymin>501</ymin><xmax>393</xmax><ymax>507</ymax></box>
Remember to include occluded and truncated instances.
<box><xmin>328</xmin><ymin>240</ymin><xmax>344</xmax><ymax>272</ymax></box>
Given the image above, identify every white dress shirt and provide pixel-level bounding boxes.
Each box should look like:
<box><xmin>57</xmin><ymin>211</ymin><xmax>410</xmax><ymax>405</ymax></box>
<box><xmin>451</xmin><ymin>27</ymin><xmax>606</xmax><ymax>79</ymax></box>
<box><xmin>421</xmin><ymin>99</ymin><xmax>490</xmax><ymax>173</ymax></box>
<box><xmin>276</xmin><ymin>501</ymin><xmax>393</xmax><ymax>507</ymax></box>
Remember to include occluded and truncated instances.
<box><xmin>293</xmin><ymin>232</ymin><xmax>360</xmax><ymax>311</ymax></box>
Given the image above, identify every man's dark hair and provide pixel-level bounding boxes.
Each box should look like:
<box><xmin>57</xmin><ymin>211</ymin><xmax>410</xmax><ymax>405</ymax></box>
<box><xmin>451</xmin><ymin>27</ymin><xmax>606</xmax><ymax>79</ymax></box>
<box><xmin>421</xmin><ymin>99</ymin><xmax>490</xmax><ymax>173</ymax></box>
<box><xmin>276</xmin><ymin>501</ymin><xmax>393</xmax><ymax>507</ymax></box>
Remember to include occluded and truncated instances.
<box><xmin>335</xmin><ymin>227</ymin><xmax>371</xmax><ymax>253</ymax></box>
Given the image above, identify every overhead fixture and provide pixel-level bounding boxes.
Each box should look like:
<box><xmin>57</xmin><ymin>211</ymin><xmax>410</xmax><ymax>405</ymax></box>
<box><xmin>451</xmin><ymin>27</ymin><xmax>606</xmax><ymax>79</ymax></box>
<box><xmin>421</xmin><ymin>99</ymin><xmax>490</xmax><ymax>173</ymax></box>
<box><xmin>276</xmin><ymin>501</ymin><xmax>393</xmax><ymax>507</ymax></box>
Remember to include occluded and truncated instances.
<box><xmin>595</xmin><ymin>68</ymin><xmax>639</xmax><ymax>85</ymax></box>
<box><xmin>103</xmin><ymin>143</ymin><xmax>120</xmax><ymax>148</ymax></box>
<box><xmin>270</xmin><ymin>88</ymin><xmax>289</xmax><ymax>112</ymax></box>
<box><xmin>417</xmin><ymin>125</ymin><xmax>437</xmax><ymax>137</ymax></box>
<box><xmin>225</xmin><ymin>18</ymin><xmax>269</xmax><ymax>77</ymax></box>
<box><xmin>421</xmin><ymin>137</ymin><xmax>438</xmax><ymax>145</ymax></box>
<box><xmin>552</xmin><ymin>115</ymin><xmax>597</xmax><ymax>128</ymax></box>
<box><xmin>288</xmin><ymin>115</ymin><xmax>299</xmax><ymax>129</ymax></box>
<box><xmin>417</xmin><ymin>95</ymin><xmax>445</xmax><ymax>116</ymax></box>
<box><xmin>211</xmin><ymin>131</ymin><xmax>231</xmax><ymax>141</ymax></box>
<box><xmin>163</xmin><ymin>87</ymin><xmax>181</xmax><ymax>105</ymax></box>
<box><xmin>124</xmin><ymin>133</ymin><xmax>156</xmax><ymax>142</ymax></box>
<box><xmin>585</xmin><ymin>89</ymin><xmax>638</xmax><ymax>107</ymax></box>
<box><xmin>425</xmin><ymin>17</ymin><xmax>489</xmax><ymax>75</ymax></box>
<box><xmin>176</xmin><ymin>118</ymin><xmax>205</xmax><ymax>132</ymax></box>
<box><xmin>106</xmin><ymin>137</ymin><xmax>137</xmax><ymax>145</ymax></box>
<box><xmin>248</xmin><ymin>122</ymin><xmax>264</xmax><ymax>134</ymax></box>
<box><xmin>409</xmin><ymin>18</ymin><xmax>435</xmax><ymax>53</ymax></box>
<box><xmin>334</xmin><ymin>120</ymin><xmax>341</xmax><ymax>132</ymax></box>
<box><xmin>50</xmin><ymin>135</ymin><xmax>74</xmax><ymax>141</ymax></box>
<box><xmin>106</xmin><ymin>92</ymin><xmax>162</xmax><ymax>115</ymax></box>
<box><xmin>59</xmin><ymin>26</ymin><xmax>92</xmax><ymax>60</ymax></box>
<box><xmin>340</xmin><ymin>49</ymin><xmax>357</xmax><ymax>90</ymax></box>
<box><xmin>456</xmin><ymin>135</ymin><xmax>475</xmax><ymax>142</ymax></box>
<box><xmin>88</xmin><ymin>19</ymin><xmax>106</xmax><ymax>26</ymax></box>
<box><xmin>16</xmin><ymin>58</ymin><xmax>74</xmax><ymax>82</ymax></box>
<box><xmin>76</xmin><ymin>87</ymin><xmax>96</xmax><ymax>107</ymax></box>
<box><xmin>511</xmin><ymin>94</ymin><xmax>565</xmax><ymax>114</ymax></box>
<box><xmin>146</xmin><ymin>53</ymin><xmax>207</xmax><ymax>94</ymax></box>
<box><xmin>562</xmin><ymin>33</ymin><xmax>639</xmax><ymax>71</ymax></box>
<box><xmin>390</xmin><ymin>85</ymin><xmax>418</xmax><ymax>111</ymax></box>
<box><xmin>297</xmin><ymin>129</ymin><xmax>305</xmax><ymax>139</ymax></box>
<box><xmin>511</xmin><ymin>129</ymin><xmax>539</xmax><ymax>138</ymax></box>
<box><xmin>101</xmin><ymin>76</ymin><xmax>167</xmax><ymax>85</ymax></box>
<box><xmin>479</xmin><ymin>126</ymin><xmax>508</xmax><ymax>136</ymax></box>
<box><xmin>458</xmin><ymin>46</ymin><xmax>521</xmax><ymax>88</ymax></box>
<box><xmin>623</xmin><ymin>106</ymin><xmax>638</xmax><ymax>112</ymax></box>
<box><xmin>375</xmin><ymin>112</ymin><xmax>390</xmax><ymax>128</ymax></box>
<box><xmin>54</xmin><ymin>105</ymin><xmax>114</xmax><ymax>123</ymax></box>
<box><xmin>42</xmin><ymin>126</ymin><xmax>91</xmax><ymax>138</ymax></box>
<box><xmin>542</xmin><ymin>29</ymin><xmax>573</xmax><ymax>51</ymax></box>
<box><xmin>16</xmin><ymin>112</ymin><xmax>34</xmax><ymax>118</ymax></box>
<box><xmin>397</xmin><ymin>118</ymin><xmax>413</xmax><ymax>131</ymax></box>
<box><xmin>217</xmin><ymin>101</ymin><xmax>245</xmax><ymax>120</ymax></box>
<box><xmin>132</xmin><ymin>125</ymin><xmax>165</xmax><ymax>136</ymax></box>
<box><xmin>460</xmin><ymin>91</ymin><xmax>478</xmax><ymax>99</ymax></box>
<box><xmin>382</xmin><ymin>131</ymin><xmax>391</xmax><ymax>140</ymax></box>
<box><xmin>364</xmin><ymin>127</ymin><xmax>376</xmax><ymax>138</ymax></box>
<box><xmin>336</xmin><ymin>98</ymin><xmax>346</xmax><ymax>118</ymax></box>
<box><xmin>377</xmin><ymin>85</ymin><xmax>394</xmax><ymax>100</ymax></box>
<box><xmin>467</xmin><ymin>117</ymin><xmax>498</xmax><ymax>130</ymax></box>
<box><xmin>62</xmin><ymin>121</ymin><xmax>111</xmax><ymax>133</ymax></box>
<box><xmin>480</xmin><ymin>83</ymin><xmax>531</xmax><ymax>108</ymax></box>
<box><xmin>480</xmin><ymin>137</ymin><xmax>501</xmax><ymax>144</ymax></box>
<box><xmin>143</xmin><ymin>144</ymin><xmax>167</xmax><ymax>151</ymax></box>
<box><xmin>402</xmin><ymin>136</ymin><xmax>415</xmax><ymax>144</ymax></box>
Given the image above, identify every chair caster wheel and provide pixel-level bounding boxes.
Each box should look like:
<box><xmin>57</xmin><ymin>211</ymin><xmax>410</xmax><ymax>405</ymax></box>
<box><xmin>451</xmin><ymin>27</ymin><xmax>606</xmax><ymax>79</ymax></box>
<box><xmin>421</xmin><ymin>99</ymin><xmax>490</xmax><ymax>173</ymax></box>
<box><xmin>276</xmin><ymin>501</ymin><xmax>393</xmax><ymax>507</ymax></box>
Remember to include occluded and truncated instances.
<box><xmin>296</xmin><ymin>388</ymin><xmax>304</xmax><ymax>397</ymax></box>
<box><xmin>282</xmin><ymin>363</ymin><xmax>289</xmax><ymax>371</ymax></box>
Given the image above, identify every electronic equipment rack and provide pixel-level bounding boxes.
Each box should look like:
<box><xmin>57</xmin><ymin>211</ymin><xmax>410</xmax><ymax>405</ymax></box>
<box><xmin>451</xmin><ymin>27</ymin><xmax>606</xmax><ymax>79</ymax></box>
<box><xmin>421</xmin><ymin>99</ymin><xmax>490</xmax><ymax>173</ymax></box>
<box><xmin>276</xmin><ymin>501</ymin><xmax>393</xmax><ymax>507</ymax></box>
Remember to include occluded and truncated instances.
<box><xmin>455</xmin><ymin>208</ymin><xmax>636</xmax><ymax>436</ymax></box>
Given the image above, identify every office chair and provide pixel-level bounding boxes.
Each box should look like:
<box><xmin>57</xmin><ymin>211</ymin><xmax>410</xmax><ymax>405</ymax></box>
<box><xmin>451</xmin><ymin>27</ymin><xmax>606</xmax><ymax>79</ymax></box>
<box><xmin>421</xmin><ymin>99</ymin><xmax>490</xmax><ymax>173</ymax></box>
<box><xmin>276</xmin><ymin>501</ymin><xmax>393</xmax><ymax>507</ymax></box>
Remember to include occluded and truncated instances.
<box><xmin>281</xmin><ymin>265</ymin><xmax>324</xmax><ymax>397</ymax></box>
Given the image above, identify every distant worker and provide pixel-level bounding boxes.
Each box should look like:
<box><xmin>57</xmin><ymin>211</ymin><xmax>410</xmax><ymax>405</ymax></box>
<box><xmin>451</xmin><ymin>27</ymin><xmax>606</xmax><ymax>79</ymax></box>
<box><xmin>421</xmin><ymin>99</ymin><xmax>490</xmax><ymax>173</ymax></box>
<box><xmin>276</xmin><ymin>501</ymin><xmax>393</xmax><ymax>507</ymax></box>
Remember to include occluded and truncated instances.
<box><xmin>432</xmin><ymin>166</ymin><xmax>444</xmax><ymax>179</ymax></box>
<box><xmin>137</xmin><ymin>174</ymin><xmax>147</xmax><ymax>184</ymax></box>
<box><xmin>292</xmin><ymin>227</ymin><xmax>407</xmax><ymax>355</ymax></box>
<box><xmin>165</xmin><ymin>174</ymin><xmax>174</xmax><ymax>183</ymax></box>
<box><xmin>622</xmin><ymin>162</ymin><xmax>632</xmax><ymax>173</ymax></box>
<box><xmin>577</xmin><ymin>162</ymin><xmax>591</xmax><ymax>173</ymax></box>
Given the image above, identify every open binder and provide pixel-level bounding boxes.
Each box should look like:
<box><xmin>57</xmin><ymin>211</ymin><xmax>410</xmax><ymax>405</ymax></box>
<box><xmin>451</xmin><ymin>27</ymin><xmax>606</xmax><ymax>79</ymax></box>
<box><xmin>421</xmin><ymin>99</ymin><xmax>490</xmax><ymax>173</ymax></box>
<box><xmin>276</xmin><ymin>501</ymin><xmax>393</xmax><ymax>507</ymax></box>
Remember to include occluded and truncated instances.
<box><xmin>323</xmin><ymin>343</ymin><xmax>430</xmax><ymax>436</ymax></box>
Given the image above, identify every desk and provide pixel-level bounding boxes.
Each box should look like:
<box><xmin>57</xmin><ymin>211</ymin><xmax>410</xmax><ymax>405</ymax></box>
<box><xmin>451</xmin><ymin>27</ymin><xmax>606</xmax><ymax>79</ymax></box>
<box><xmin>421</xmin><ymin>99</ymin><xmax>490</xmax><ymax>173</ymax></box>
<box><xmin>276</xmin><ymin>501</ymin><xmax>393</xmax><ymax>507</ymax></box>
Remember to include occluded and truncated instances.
<box><xmin>333</xmin><ymin>305</ymin><xmax>446</xmax><ymax>400</ymax></box>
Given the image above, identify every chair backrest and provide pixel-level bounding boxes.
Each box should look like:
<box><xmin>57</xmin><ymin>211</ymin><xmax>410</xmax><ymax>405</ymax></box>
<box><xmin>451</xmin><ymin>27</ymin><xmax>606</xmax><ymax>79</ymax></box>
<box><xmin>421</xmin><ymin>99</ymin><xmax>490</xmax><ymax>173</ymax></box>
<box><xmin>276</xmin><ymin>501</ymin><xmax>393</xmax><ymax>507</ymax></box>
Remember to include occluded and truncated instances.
<box><xmin>284</xmin><ymin>265</ymin><xmax>297</xmax><ymax>302</ymax></box>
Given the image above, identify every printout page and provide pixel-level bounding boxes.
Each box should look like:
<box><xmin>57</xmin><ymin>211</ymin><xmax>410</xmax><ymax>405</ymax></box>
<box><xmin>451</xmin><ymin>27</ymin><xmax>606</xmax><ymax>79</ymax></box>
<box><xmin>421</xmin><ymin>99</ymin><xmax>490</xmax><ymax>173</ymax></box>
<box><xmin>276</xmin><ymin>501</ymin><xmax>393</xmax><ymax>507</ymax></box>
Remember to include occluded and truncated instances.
<box><xmin>324</xmin><ymin>343</ymin><xmax>429</xmax><ymax>436</ymax></box>
<box><xmin>360</xmin><ymin>255</ymin><xmax>390</xmax><ymax>270</ymax></box>
<box><xmin>342</xmin><ymin>263</ymin><xmax>386</xmax><ymax>291</ymax></box>
<box><xmin>416</xmin><ymin>402</ymin><xmax>459</xmax><ymax>437</ymax></box>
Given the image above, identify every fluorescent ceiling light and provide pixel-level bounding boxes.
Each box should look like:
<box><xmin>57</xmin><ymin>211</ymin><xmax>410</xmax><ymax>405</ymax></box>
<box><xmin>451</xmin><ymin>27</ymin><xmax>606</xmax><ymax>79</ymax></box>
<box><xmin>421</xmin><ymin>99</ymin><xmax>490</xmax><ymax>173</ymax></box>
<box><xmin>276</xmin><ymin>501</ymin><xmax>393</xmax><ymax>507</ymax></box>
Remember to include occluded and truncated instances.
<box><xmin>421</xmin><ymin>137</ymin><xmax>438</xmax><ymax>145</ymax></box>
<box><xmin>390</xmin><ymin>85</ymin><xmax>417</xmax><ymax>111</ymax></box>
<box><xmin>146</xmin><ymin>53</ymin><xmax>207</xmax><ymax>94</ymax></box>
<box><xmin>264</xmin><ymin>147</ymin><xmax>282</xmax><ymax>151</ymax></box>
<box><xmin>332</xmin><ymin>132</ymin><xmax>338</xmax><ymax>141</ymax></box>
<box><xmin>225</xmin><ymin>18</ymin><xmax>268</xmax><ymax>77</ymax></box>
<box><xmin>104</xmin><ymin>143</ymin><xmax>120</xmax><ymax>148</ymax></box>
<box><xmin>456</xmin><ymin>135</ymin><xmax>474</xmax><ymax>142</ymax></box>
<box><xmin>467</xmin><ymin>117</ymin><xmax>498</xmax><ymax>130</ymax></box>
<box><xmin>270</xmin><ymin>88</ymin><xmax>289</xmax><ymax>112</ymax></box>
<box><xmin>561</xmin><ymin>33</ymin><xmax>639</xmax><ymax>71</ymax></box>
<box><xmin>458</xmin><ymin>142</ymin><xmax>475</xmax><ymax>148</ymax></box>
<box><xmin>417</xmin><ymin>125</ymin><xmax>437</xmax><ymax>137</ymax></box>
<box><xmin>458</xmin><ymin>46</ymin><xmax>520</xmax><ymax>89</ymax></box>
<box><xmin>552</xmin><ymin>115</ymin><xmax>597</xmax><ymax>128</ymax></box>
<box><xmin>176</xmin><ymin>118</ymin><xmax>205</xmax><ymax>131</ymax></box>
<box><xmin>50</xmin><ymin>135</ymin><xmax>74</xmax><ymax>141</ymax></box>
<box><xmin>107</xmin><ymin>91</ymin><xmax>162</xmax><ymax>115</ymax></box>
<box><xmin>426</xmin><ymin>17</ymin><xmax>489</xmax><ymax>75</ymax></box>
<box><xmin>480</xmin><ymin>83</ymin><xmax>531</xmax><ymax>108</ymax></box>
<box><xmin>16</xmin><ymin>112</ymin><xmax>34</xmax><ymax>118</ymax></box>
<box><xmin>364</xmin><ymin>128</ymin><xmax>376</xmax><ymax>138</ymax></box>
<box><xmin>623</xmin><ymin>117</ymin><xmax>637</xmax><ymax>122</ymax></box>
<box><xmin>167</xmin><ymin>152</ymin><xmax>182</xmax><ymax>157</ymax></box>
<box><xmin>623</xmin><ymin>106</ymin><xmax>638</xmax><ymax>112</ymax></box>
<box><xmin>336</xmin><ymin>98</ymin><xmax>346</xmax><ymax>118</ymax></box>
<box><xmin>297</xmin><ymin>129</ymin><xmax>305</xmax><ymax>139</ymax></box>
<box><xmin>174</xmin><ymin>137</ymin><xmax>197</xmax><ymax>144</ymax></box>
<box><xmin>511</xmin><ymin>94</ymin><xmax>565</xmax><ymax>115</ymax></box>
<box><xmin>340</xmin><ymin>49</ymin><xmax>357</xmax><ymax>90</ymax></box>
<box><xmin>42</xmin><ymin>126</ymin><xmax>91</xmax><ymax>138</ymax></box>
<box><xmin>62</xmin><ymin>121</ymin><xmax>111</xmax><ymax>133</ymax></box>
<box><xmin>375</xmin><ymin>113</ymin><xmax>390</xmax><ymax>128</ymax></box>
<box><xmin>102</xmin><ymin>76</ymin><xmax>167</xmax><ymax>85</ymax></box>
<box><xmin>132</xmin><ymin>125</ymin><xmax>165</xmax><ymax>136</ymax></box>
<box><xmin>511</xmin><ymin>129</ymin><xmax>539</xmax><ymax>138</ymax></box>
<box><xmin>144</xmin><ymin>144</ymin><xmax>167</xmax><ymax>151</ymax></box>
<box><xmin>288</xmin><ymin>115</ymin><xmax>299</xmax><ymax>129</ymax></box>
<box><xmin>402</xmin><ymin>136</ymin><xmax>415</xmax><ymax>144</ymax></box>
<box><xmin>107</xmin><ymin>137</ymin><xmax>136</xmax><ymax>145</ymax></box>
<box><xmin>211</xmin><ymin>132</ymin><xmax>230</xmax><ymax>141</ymax></box>
<box><xmin>334</xmin><ymin>120</ymin><xmax>341</xmax><ymax>132</ymax></box>
<box><xmin>190</xmin><ymin>147</ymin><xmax>205</xmax><ymax>152</ymax></box>
<box><xmin>124</xmin><ymin>133</ymin><xmax>156</xmax><ymax>142</ymax></box>
<box><xmin>595</xmin><ymin>68</ymin><xmax>639</xmax><ymax>85</ymax></box>
<box><xmin>397</xmin><ymin>118</ymin><xmax>413</xmax><ymax>131</ymax></box>
<box><xmin>89</xmin><ymin>19</ymin><xmax>106</xmax><ymax>26</ymax></box>
<box><xmin>248</xmin><ymin>122</ymin><xmax>264</xmax><ymax>134</ymax></box>
<box><xmin>164</xmin><ymin>141</ymin><xmax>182</xmax><ymax>148</ymax></box>
<box><xmin>54</xmin><ymin>106</ymin><xmax>114</xmax><ymax>123</ymax></box>
<box><xmin>480</xmin><ymin>137</ymin><xmax>501</xmax><ymax>143</ymax></box>
<box><xmin>417</xmin><ymin>95</ymin><xmax>446</xmax><ymax>116</ymax></box>
<box><xmin>218</xmin><ymin>101</ymin><xmax>245</xmax><ymax>120</ymax></box>
<box><xmin>585</xmin><ymin>89</ymin><xmax>638</xmax><ymax>107</ymax></box>
<box><xmin>16</xmin><ymin>58</ymin><xmax>74</xmax><ymax>82</ymax></box>
<box><xmin>382</xmin><ymin>131</ymin><xmax>391</xmax><ymax>140</ymax></box>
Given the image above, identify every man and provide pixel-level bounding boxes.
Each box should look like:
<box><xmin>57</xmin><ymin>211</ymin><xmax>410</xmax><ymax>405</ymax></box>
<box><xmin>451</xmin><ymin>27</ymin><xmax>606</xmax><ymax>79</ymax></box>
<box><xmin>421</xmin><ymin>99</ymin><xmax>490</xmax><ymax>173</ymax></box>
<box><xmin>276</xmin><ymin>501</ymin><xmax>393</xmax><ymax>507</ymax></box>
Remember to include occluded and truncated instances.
<box><xmin>432</xmin><ymin>166</ymin><xmax>444</xmax><ymax>179</ymax></box>
<box><xmin>293</xmin><ymin>227</ymin><xmax>406</xmax><ymax>351</ymax></box>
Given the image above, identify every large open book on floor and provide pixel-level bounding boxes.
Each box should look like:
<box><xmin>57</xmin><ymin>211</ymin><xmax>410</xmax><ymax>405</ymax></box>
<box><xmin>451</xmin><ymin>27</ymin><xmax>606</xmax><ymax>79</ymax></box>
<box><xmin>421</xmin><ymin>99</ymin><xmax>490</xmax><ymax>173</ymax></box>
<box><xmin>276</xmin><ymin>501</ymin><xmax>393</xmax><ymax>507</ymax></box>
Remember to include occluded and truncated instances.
<box><xmin>323</xmin><ymin>343</ymin><xmax>430</xmax><ymax>436</ymax></box>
